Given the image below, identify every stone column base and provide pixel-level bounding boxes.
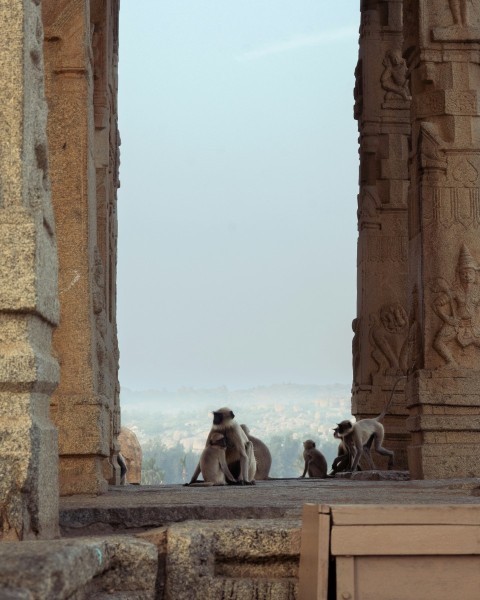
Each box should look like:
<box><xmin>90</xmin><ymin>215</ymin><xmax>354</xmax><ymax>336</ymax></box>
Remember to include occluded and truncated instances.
<box><xmin>407</xmin><ymin>370</ymin><xmax>480</xmax><ymax>479</ymax></box>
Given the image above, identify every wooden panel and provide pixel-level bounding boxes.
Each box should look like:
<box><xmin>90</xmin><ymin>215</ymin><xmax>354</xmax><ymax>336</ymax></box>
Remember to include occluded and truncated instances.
<box><xmin>332</xmin><ymin>525</ymin><xmax>480</xmax><ymax>556</ymax></box>
<box><xmin>298</xmin><ymin>504</ymin><xmax>331</xmax><ymax>600</ymax></box>
<box><xmin>331</xmin><ymin>504</ymin><xmax>480</xmax><ymax>526</ymax></box>
<box><xmin>336</xmin><ymin>557</ymin><xmax>355</xmax><ymax>600</ymax></box>
<box><xmin>353</xmin><ymin>556</ymin><xmax>480</xmax><ymax>600</ymax></box>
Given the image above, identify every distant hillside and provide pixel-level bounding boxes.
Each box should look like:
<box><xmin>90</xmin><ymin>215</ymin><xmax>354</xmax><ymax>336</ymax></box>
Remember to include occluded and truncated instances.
<box><xmin>121</xmin><ymin>383</ymin><xmax>352</xmax><ymax>445</ymax></box>
<box><xmin>120</xmin><ymin>383</ymin><xmax>353</xmax><ymax>483</ymax></box>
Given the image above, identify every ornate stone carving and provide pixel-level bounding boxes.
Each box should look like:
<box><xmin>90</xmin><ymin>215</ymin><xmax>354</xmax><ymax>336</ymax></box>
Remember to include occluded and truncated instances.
<box><xmin>432</xmin><ymin>0</ymin><xmax>480</xmax><ymax>41</ymax></box>
<box><xmin>369</xmin><ymin>303</ymin><xmax>408</xmax><ymax>376</ymax></box>
<box><xmin>381</xmin><ymin>49</ymin><xmax>411</xmax><ymax>102</ymax></box>
<box><xmin>352</xmin><ymin>318</ymin><xmax>361</xmax><ymax>385</ymax></box>
<box><xmin>432</xmin><ymin>244</ymin><xmax>480</xmax><ymax>368</ymax></box>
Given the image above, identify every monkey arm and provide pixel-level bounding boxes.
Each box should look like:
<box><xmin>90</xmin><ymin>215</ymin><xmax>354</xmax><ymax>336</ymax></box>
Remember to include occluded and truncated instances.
<box><xmin>219</xmin><ymin>458</ymin><xmax>236</xmax><ymax>483</ymax></box>
<box><xmin>188</xmin><ymin>462</ymin><xmax>202</xmax><ymax>484</ymax></box>
<box><xmin>300</xmin><ymin>462</ymin><xmax>308</xmax><ymax>478</ymax></box>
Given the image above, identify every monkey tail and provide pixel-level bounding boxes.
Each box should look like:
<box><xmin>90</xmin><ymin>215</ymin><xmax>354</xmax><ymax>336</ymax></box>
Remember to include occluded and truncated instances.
<box><xmin>376</xmin><ymin>375</ymin><xmax>406</xmax><ymax>422</ymax></box>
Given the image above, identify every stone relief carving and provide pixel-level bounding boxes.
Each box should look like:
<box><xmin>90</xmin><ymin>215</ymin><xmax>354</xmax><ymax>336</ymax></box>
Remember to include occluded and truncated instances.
<box><xmin>418</xmin><ymin>122</ymin><xmax>447</xmax><ymax>173</ymax></box>
<box><xmin>381</xmin><ymin>49</ymin><xmax>411</xmax><ymax>102</ymax></box>
<box><xmin>407</xmin><ymin>285</ymin><xmax>423</xmax><ymax>372</ymax></box>
<box><xmin>432</xmin><ymin>244</ymin><xmax>480</xmax><ymax>368</ymax></box>
<box><xmin>354</xmin><ymin>60</ymin><xmax>363</xmax><ymax>120</ymax></box>
<box><xmin>432</xmin><ymin>0</ymin><xmax>480</xmax><ymax>41</ymax></box>
<box><xmin>448</xmin><ymin>0</ymin><xmax>468</xmax><ymax>26</ymax></box>
<box><xmin>369</xmin><ymin>303</ymin><xmax>408</xmax><ymax>376</ymax></box>
<box><xmin>352</xmin><ymin>318</ymin><xmax>361</xmax><ymax>385</ymax></box>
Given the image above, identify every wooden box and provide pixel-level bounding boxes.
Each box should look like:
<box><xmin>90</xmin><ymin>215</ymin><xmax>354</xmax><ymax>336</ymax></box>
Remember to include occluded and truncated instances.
<box><xmin>299</xmin><ymin>503</ymin><xmax>480</xmax><ymax>600</ymax></box>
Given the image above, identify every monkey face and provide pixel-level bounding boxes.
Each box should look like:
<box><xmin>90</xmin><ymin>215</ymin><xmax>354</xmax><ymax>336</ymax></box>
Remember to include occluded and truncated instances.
<box><xmin>213</xmin><ymin>412</ymin><xmax>224</xmax><ymax>425</ymax></box>
<box><xmin>332</xmin><ymin>427</ymin><xmax>340</xmax><ymax>439</ymax></box>
<box><xmin>336</xmin><ymin>420</ymin><xmax>353</xmax><ymax>436</ymax></box>
<box><xmin>212</xmin><ymin>408</ymin><xmax>235</xmax><ymax>425</ymax></box>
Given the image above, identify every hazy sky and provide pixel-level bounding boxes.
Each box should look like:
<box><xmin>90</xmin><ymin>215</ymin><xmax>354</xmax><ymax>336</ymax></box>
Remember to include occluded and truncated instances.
<box><xmin>117</xmin><ymin>1</ymin><xmax>360</xmax><ymax>391</ymax></box>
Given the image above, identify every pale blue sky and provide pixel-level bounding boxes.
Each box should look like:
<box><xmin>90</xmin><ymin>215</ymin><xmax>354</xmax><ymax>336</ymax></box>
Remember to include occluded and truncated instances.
<box><xmin>117</xmin><ymin>1</ymin><xmax>360</xmax><ymax>390</ymax></box>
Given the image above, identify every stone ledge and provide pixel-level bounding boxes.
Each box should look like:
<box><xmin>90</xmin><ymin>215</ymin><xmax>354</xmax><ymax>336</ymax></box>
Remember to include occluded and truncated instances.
<box><xmin>0</xmin><ymin>536</ymin><xmax>157</xmax><ymax>600</ymax></box>
<box><xmin>59</xmin><ymin>479</ymin><xmax>480</xmax><ymax>536</ymax></box>
<box><xmin>162</xmin><ymin>519</ymin><xmax>301</xmax><ymax>600</ymax></box>
<box><xmin>334</xmin><ymin>470</ymin><xmax>410</xmax><ymax>481</ymax></box>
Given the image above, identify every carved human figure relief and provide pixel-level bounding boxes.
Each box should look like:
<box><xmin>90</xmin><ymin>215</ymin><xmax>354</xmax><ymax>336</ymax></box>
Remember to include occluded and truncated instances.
<box><xmin>369</xmin><ymin>303</ymin><xmax>408</xmax><ymax>376</ymax></box>
<box><xmin>449</xmin><ymin>0</ymin><xmax>468</xmax><ymax>26</ymax></box>
<box><xmin>380</xmin><ymin>49</ymin><xmax>411</xmax><ymax>102</ymax></box>
<box><xmin>432</xmin><ymin>244</ymin><xmax>480</xmax><ymax>368</ymax></box>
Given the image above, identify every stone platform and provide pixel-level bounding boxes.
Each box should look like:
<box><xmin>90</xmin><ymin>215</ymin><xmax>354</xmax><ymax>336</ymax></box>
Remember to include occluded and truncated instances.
<box><xmin>60</xmin><ymin>476</ymin><xmax>480</xmax><ymax>536</ymax></box>
<box><xmin>2</xmin><ymin>478</ymin><xmax>479</xmax><ymax>600</ymax></box>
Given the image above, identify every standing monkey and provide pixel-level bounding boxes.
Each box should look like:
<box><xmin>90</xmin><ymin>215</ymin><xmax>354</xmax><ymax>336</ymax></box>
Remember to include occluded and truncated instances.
<box><xmin>189</xmin><ymin>408</ymin><xmax>256</xmax><ymax>485</ymax></box>
<box><xmin>299</xmin><ymin>440</ymin><xmax>328</xmax><ymax>479</ymax></box>
<box><xmin>335</xmin><ymin>376</ymin><xmax>404</xmax><ymax>471</ymax></box>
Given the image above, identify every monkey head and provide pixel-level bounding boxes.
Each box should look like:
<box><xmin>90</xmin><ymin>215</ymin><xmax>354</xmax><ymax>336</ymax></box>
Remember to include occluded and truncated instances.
<box><xmin>303</xmin><ymin>439</ymin><xmax>316</xmax><ymax>450</ymax></box>
<box><xmin>209</xmin><ymin>432</ymin><xmax>227</xmax><ymax>448</ymax></box>
<box><xmin>212</xmin><ymin>407</ymin><xmax>235</xmax><ymax>426</ymax></box>
<box><xmin>336</xmin><ymin>420</ymin><xmax>354</xmax><ymax>437</ymax></box>
<box><xmin>332</xmin><ymin>427</ymin><xmax>341</xmax><ymax>440</ymax></box>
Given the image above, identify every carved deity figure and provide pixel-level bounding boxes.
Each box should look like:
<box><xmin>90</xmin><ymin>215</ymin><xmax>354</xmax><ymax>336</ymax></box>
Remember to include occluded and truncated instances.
<box><xmin>369</xmin><ymin>303</ymin><xmax>408</xmax><ymax>376</ymax></box>
<box><xmin>432</xmin><ymin>245</ymin><xmax>480</xmax><ymax>368</ymax></box>
<box><xmin>449</xmin><ymin>0</ymin><xmax>468</xmax><ymax>26</ymax></box>
<box><xmin>380</xmin><ymin>49</ymin><xmax>411</xmax><ymax>102</ymax></box>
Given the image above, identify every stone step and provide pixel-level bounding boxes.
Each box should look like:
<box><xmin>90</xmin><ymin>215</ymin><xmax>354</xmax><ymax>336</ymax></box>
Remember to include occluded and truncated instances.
<box><xmin>0</xmin><ymin>536</ymin><xmax>158</xmax><ymax>600</ymax></box>
<box><xmin>138</xmin><ymin>518</ymin><xmax>301</xmax><ymax>600</ymax></box>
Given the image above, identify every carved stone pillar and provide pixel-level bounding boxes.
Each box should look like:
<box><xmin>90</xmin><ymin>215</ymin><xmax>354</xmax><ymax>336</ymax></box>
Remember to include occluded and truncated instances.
<box><xmin>42</xmin><ymin>0</ymin><xmax>121</xmax><ymax>494</ymax></box>
<box><xmin>0</xmin><ymin>0</ymin><xmax>60</xmax><ymax>539</ymax></box>
<box><xmin>352</xmin><ymin>0</ymin><xmax>411</xmax><ymax>468</ymax></box>
<box><xmin>404</xmin><ymin>0</ymin><xmax>480</xmax><ymax>478</ymax></box>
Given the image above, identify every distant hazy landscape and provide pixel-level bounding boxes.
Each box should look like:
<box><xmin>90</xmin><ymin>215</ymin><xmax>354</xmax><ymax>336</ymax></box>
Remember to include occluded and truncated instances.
<box><xmin>121</xmin><ymin>383</ymin><xmax>352</xmax><ymax>484</ymax></box>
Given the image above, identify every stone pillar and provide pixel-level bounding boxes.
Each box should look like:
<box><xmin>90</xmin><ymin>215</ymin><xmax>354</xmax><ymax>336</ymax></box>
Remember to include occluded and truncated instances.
<box><xmin>42</xmin><ymin>0</ymin><xmax>121</xmax><ymax>495</ymax></box>
<box><xmin>352</xmin><ymin>0</ymin><xmax>411</xmax><ymax>468</ymax></box>
<box><xmin>0</xmin><ymin>0</ymin><xmax>60</xmax><ymax>539</ymax></box>
<box><xmin>404</xmin><ymin>0</ymin><xmax>480</xmax><ymax>478</ymax></box>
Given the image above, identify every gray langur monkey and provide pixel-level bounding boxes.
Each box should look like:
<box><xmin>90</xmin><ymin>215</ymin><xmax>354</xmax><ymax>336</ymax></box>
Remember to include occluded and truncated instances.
<box><xmin>299</xmin><ymin>439</ymin><xmax>328</xmax><ymax>478</ymax></box>
<box><xmin>187</xmin><ymin>433</ymin><xmax>237</xmax><ymax>486</ymax></box>
<box><xmin>189</xmin><ymin>408</ymin><xmax>256</xmax><ymax>485</ymax></box>
<box><xmin>330</xmin><ymin>427</ymin><xmax>374</xmax><ymax>474</ymax></box>
<box><xmin>334</xmin><ymin>377</ymin><xmax>404</xmax><ymax>471</ymax></box>
<box><xmin>240</xmin><ymin>424</ymin><xmax>272</xmax><ymax>480</ymax></box>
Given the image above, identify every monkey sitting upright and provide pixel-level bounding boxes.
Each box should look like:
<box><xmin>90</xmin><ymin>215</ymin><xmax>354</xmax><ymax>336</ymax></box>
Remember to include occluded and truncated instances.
<box><xmin>240</xmin><ymin>424</ymin><xmax>272</xmax><ymax>480</ymax></box>
<box><xmin>299</xmin><ymin>439</ymin><xmax>328</xmax><ymax>479</ymax></box>
<box><xmin>189</xmin><ymin>408</ymin><xmax>256</xmax><ymax>485</ymax></box>
<box><xmin>188</xmin><ymin>433</ymin><xmax>237</xmax><ymax>486</ymax></box>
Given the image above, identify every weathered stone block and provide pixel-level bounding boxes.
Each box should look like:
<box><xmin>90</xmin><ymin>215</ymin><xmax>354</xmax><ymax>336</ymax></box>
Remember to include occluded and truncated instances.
<box><xmin>0</xmin><ymin>536</ymin><xmax>157</xmax><ymax>599</ymax></box>
<box><xmin>164</xmin><ymin>519</ymin><xmax>300</xmax><ymax>600</ymax></box>
<box><xmin>59</xmin><ymin>456</ymin><xmax>109</xmax><ymax>496</ymax></box>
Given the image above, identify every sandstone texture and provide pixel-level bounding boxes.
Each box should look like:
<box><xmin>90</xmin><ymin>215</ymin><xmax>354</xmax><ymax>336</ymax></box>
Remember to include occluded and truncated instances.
<box><xmin>59</xmin><ymin>478</ymin><xmax>480</xmax><ymax>536</ymax></box>
<box><xmin>42</xmin><ymin>0</ymin><xmax>121</xmax><ymax>495</ymax></box>
<box><xmin>352</xmin><ymin>0</ymin><xmax>411</xmax><ymax>470</ymax></box>
<box><xmin>0</xmin><ymin>536</ymin><xmax>157</xmax><ymax>599</ymax></box>
<box><xmin>0</xmin><ymin>0</ymin><xmax>60</xmax><ymax>541</ymax></box>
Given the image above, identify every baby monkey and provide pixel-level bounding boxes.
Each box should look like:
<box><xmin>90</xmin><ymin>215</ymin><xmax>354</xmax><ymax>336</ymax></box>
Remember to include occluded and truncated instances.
<box><xmin>300</xmin><ymin>439</ymin><xmax>328</xmax><ymax>478</ymax></box>
<box><xmin>189</xmin><ymin>432</ymin><xmax>237</xmax><ymax>486</ymax></box>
